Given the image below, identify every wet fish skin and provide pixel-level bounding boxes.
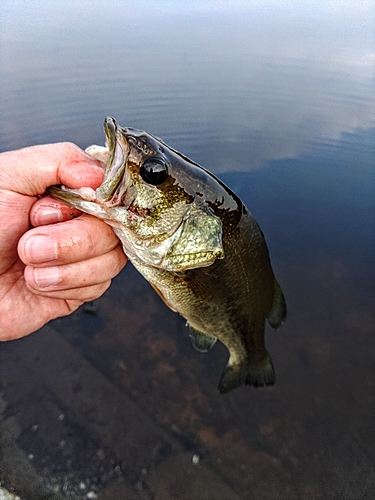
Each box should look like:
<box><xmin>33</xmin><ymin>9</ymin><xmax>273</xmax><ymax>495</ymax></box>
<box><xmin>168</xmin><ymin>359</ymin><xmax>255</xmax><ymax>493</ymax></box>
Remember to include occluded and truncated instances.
<box><xmin>48</xmin><ymin>117</ymin><xmax>286</xmax><ymax>393</ymax></box>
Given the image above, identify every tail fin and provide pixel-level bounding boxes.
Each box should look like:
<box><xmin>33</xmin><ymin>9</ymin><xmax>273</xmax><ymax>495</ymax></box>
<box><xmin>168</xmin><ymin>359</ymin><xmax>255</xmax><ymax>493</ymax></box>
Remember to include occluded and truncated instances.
<box><xmin>218</xmin><ymin>354</ymin><xmax>275</xmax><ymax>393</ymax></box>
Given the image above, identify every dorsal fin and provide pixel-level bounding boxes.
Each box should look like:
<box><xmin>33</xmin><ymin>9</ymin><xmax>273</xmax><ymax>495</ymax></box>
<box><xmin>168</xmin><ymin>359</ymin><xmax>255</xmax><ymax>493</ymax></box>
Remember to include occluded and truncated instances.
<box><xmin>267</xmin><ymin>279</ymin><xmax>287</xmax><ymax>329</ymax></box>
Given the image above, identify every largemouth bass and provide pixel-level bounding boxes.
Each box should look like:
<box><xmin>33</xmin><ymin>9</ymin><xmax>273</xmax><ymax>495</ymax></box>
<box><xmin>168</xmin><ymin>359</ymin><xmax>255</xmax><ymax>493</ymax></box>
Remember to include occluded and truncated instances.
<box><xmin>48</xmin><ymin>117</ymin><xmax>286</xmax><ymax>393</ymax></box>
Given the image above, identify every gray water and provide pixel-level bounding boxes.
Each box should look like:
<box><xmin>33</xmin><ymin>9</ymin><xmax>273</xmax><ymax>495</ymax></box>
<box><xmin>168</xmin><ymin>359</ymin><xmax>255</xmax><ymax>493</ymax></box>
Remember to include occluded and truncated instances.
<box><xmin>0</xmin><ymin>1</ymin><xmax>374</xmax><ymax>499</ymax></box>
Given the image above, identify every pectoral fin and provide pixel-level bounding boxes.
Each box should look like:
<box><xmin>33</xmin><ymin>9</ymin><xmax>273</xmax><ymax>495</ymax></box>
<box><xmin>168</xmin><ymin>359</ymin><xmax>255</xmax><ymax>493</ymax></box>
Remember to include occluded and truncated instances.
<box><xmin>188</xmin><ymin>325</ymin><xmax>217</xmax><ymax>352</ymax></box>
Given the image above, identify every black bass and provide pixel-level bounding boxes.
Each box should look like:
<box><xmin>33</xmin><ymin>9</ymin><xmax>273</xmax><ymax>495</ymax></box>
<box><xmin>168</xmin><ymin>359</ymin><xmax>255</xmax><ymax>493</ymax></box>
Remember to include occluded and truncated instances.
<box><xmin>48</xmin><ymin>117</ymin><xmax>286</xmax><ymax>393</ymax></box>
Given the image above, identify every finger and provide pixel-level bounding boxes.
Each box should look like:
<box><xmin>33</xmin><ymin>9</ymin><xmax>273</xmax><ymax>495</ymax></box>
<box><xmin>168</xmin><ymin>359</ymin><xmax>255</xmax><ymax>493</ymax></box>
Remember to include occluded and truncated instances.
<box><xmin>26</xmin><ymin>280</ymin><xmax>113</xmax><ymax>302</ymax></box>
<box><xmin>24</xmin><ymin>245</ymin><xmax>127</xmax><ymax>291</ymax></box>
<box><xmin>0</xmin><ymin>142</ymin><xmax>105</xmax><ymax>196</ymax></box>
<box><xmin>18</xmin><ymin>214</ymin><xmax>120</xmax><ymax>267</ymax></box>
<box><xmin>30</xmin><ymin>196</ymin><xmax>83</xmax><ymax>226</ymax></box>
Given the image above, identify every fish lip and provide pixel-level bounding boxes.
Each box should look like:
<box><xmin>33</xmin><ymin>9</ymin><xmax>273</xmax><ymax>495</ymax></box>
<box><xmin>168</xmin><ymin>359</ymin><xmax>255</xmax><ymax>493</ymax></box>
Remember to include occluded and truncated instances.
<box><xmin>95</xmin><ymin>116</ymin><xmax>130</xmax><ymax>203</ymax></box>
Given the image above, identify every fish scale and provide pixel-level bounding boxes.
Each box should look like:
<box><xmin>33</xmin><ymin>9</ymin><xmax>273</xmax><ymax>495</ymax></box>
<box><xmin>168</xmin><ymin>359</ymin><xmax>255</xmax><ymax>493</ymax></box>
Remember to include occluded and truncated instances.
<box><xmin>48</xmin><ymin>116</ymin><xmax>286</xmax><ymax>393</ymax></box>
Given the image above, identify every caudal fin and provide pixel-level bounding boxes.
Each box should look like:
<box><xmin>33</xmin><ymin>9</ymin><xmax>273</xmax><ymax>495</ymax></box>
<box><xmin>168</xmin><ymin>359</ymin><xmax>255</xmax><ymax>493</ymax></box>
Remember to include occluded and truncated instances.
<box><xmin>218</xmin><ymin>354</ymin><xmax>275</xmax><ymax>393</ymax></box>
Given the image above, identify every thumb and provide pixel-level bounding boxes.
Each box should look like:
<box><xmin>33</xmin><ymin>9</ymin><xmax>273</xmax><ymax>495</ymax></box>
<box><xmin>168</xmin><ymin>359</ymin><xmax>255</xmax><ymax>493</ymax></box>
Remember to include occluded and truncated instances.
<box><xmin>0</xmin><ymin>142</ymin><xmax>104</xmax><ymax>196</ymax></box>
<box><xmin>0</xmin><ymin>142</ymin><xmax>105</xmax><ymax>275</ymax></box>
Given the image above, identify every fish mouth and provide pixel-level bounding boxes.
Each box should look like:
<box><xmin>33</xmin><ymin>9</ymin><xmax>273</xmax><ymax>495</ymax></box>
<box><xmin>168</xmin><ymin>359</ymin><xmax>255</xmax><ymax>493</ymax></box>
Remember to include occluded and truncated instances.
<box><xmin>95</xmin><ymin>116</ymin><xmax>130</xmax><ymax>203</ymax></box>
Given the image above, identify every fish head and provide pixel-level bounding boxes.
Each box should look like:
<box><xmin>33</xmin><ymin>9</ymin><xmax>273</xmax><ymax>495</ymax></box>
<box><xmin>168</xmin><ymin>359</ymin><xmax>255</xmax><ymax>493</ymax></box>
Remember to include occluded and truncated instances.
<box><xmin>48</xmin><ymin>117</ymin><xmax>225</xmax><ymax>271</ymax></box>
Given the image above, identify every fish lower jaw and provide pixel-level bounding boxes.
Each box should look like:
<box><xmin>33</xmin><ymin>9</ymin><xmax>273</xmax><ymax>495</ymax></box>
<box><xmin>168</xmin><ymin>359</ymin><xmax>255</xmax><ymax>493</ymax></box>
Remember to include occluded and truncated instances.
<box><xmin>70</xmin><ymin>186</ymin><xmax>97</xmax><ymax>200</ymax></box>
<box><xmin>47</xmin><ymin>185</ymin><xmax>97</xmax><ymax>204</ymax></box>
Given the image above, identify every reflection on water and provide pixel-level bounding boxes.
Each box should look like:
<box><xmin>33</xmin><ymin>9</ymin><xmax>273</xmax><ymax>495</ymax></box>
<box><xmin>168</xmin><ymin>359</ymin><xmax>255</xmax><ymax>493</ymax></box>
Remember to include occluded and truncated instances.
<box><xmin>1</xmin><ymin>1</ymin><xmax>373</xmax><ymax>170</ymax></box>
<box><xmin>0</xmin><ymin>1</ymin><xmax>374</xmax><ymax>499</ymax></box>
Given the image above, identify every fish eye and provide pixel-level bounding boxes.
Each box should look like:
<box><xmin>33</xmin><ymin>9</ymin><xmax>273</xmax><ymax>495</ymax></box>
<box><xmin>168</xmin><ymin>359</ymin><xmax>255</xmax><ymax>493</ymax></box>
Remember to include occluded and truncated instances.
<box><xmin>140</xmin><ymin>157</ymin><xmax>168</xmax><ymax>186</ymax></box>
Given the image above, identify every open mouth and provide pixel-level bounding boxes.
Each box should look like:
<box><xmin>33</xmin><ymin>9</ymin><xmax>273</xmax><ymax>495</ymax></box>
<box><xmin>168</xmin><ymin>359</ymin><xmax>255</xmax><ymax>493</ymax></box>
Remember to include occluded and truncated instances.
<box><xmin>48</xmin><ymin>117</ymin><xmax>130</xmax><ymax>208</ymax></box>
<box><xmin>95</xmin><ymin>116</ymin><xmax>130</xmax><ymax>203</ymax></box>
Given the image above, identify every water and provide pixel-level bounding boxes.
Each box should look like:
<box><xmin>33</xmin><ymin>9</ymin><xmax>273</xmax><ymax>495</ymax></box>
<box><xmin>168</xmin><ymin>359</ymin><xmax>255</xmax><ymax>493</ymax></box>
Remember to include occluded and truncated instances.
<box><xmin>0</xmin><ymin>1</ymin><xmax>374</xmax><ymax>499</ymax></box>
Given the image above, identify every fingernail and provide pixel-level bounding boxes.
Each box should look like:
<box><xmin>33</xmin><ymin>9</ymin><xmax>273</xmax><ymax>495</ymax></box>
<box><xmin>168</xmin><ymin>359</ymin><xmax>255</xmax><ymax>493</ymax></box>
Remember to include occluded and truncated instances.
<box><xmin>34</xmin><ymin>207</ymin><xmax>63</xmax><ymax>226</ymax></box>
<box><xmin>25</xmin><ymin>235</ymin><xmax>58</xmax><ymax>263</ymax></box>
<box><xmin>33</xmin><ymin>266</ymin><xmax>61</xmax><ymax>288</ymax></box>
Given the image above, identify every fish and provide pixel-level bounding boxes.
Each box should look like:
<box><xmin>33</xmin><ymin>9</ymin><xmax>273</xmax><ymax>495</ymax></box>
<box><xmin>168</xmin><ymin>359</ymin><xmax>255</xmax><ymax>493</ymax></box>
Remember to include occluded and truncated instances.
<box><xmin>48</xmin><ymin>117</ymin><xmax>286</xmax><ymax>393</ymax></box>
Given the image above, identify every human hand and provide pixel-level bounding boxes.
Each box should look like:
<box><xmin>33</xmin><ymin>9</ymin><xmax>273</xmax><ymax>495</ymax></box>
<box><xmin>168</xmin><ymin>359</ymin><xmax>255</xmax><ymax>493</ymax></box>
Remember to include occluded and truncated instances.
<box><xmin>0</xmin><ymin>143</ymin><xmax>127</xmax><ymax>341</ymax></box>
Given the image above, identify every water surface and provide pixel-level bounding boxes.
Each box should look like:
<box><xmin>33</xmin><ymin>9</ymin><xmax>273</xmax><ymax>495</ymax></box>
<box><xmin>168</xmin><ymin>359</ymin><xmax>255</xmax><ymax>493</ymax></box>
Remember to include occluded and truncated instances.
<box><xmin>0</xmin><ymin>1</ymin><xmax>374</xmax><ymax>499</ymax></box>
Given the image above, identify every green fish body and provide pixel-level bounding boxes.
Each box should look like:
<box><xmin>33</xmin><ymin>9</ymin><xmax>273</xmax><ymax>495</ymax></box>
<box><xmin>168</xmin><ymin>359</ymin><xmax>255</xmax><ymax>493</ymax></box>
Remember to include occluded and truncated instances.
<box><xmin>49</xmin><ymin>117</ymin><xmax>286</xmax><ymax>393</ymax></box>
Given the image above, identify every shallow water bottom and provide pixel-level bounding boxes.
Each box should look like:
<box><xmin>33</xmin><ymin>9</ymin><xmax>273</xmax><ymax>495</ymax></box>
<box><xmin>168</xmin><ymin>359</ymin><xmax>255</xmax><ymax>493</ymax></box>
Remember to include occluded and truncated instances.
<box><xmin>1</xmin><ymin>259</ymin><xmax>374</xmax><ymax>500</ymax></box>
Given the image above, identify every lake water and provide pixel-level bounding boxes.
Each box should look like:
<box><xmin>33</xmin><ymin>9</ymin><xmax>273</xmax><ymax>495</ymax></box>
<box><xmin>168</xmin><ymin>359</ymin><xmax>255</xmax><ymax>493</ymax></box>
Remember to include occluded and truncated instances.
<box><xmin>0</xmin><ymin>1</ymin><xmax>374</xmax><ymax>499</ymax></box>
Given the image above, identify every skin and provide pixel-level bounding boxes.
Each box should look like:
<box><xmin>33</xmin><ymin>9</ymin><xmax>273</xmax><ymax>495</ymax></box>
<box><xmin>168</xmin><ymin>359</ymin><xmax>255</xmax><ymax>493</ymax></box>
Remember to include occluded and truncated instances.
<box><xmin>0</xmin><ymin>142</ymin><xmax>127</xmax><ymax>341</ymax></box>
